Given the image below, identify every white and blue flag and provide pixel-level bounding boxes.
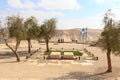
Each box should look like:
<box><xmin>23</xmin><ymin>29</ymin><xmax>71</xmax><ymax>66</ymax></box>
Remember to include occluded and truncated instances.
<box><xmin>80</xmin><ymin>28</ymin><xmax>87</xmax><ymax>35</ymax></box>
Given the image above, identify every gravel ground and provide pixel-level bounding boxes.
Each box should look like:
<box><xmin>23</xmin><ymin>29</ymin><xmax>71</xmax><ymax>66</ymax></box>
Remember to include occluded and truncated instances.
<box><xmin>0</xmin><ymin>42</ymin><xmax>120</xmax><ymax>80</ymax></box>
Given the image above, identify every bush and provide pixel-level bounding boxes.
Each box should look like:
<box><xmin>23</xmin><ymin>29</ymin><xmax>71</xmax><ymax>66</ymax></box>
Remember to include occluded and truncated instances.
<box><xmin>44</xmin><ymin>50</ymin><xmax>83</xmax><ymax>56</ymax></box>
<box><xmin>44</xmin><ymin>50</ymin><xmax>64</xmax><ymax>55</ymax></box>
<box><xmin>44</xmin><ymin>51</ymin><xmax>51</xmax><ymax>55</ymax></box>
<box><xmin>73</xmin><ymin>51</ymin><xmax>83</xmax><ymax>56</ymax></box>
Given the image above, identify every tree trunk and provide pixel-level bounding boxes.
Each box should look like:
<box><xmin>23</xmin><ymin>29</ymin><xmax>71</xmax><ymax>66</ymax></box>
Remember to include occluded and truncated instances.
<box><xmin>106</xmin><ymin>49</ymin><xmax>112</xmax><ymax>72</ymax></box>
<box><xmin>45</xmin><ymin>39</ymin><xmax>49</xmax><ymax>52</ymax></box>
<box><xmin>1</xmin><ymin>30</ymin><xmax>20</xmax><ymax>62</ymax></box>
<box><xmin>27</xmin><ymin>39</ymin><xmax>31</xmax><ymax>54</ymax></box>
<box><xmin>13</xmin><ymin>50</ymin><xmax>20</xmax><ymax>62</ymax></box>
<box><xmin>4</xmin><ymin>39</ymin><xmax>20</xmax><ymax>62</ymax></box>
<box><xmin>15</xmin><ymin>40</ymin><xmax>21</xmax><ymax>52</ymax></box>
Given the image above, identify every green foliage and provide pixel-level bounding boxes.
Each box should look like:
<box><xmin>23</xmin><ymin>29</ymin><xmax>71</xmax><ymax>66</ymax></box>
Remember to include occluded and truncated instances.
<box><xmin>72</xmin><ymin>51</ymin><xmax>83</xmax><ymax>56</ymax></box>
<box><xmin>44</xmin><ymin>51</ymin><xmax>51</xmax><ymax>55</ymax></box>
<box><xmin>40</xmin><ymin>18</ymin><xmax>57</xmax><ymax>51</ymax></box>
<box><xmin>7</xmin><ymin>15</ymin><xmax>24</xmax><ymax>40</ymax></box>
<box><xmin>7</xmin><ymin>16</ymin><xmax>41</xmax><ymax>40</ymax></box>
<box><xmin>101</xmin><ymin>10</ymin><xmax>120</xmax><ymax>55</ymax></box>
<box><xmin>24</xmin><ymin>16</ymin><xmax>41</xmax><ymax>40</ymax></box>
<box><xmin>44</xmin><ymin>50</ymin><xmax>83</xmax><ymax>56</ymax></box>
<box><xmin>40</xmin><ymin>18</ymin><xmax>57</xmax><ymax>40</ymax></box>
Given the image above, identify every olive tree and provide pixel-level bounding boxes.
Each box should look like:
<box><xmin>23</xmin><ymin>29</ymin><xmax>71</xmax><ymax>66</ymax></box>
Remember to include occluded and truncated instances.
<box><xmin>101</xmin><ymin>9</ymin><xmax>120</xmax><ymax>72</ymax></box>
<box><xmin>0</xmin><ymin>15</ymin><xmax>24</xmax><ymax>62</ymax></box>
<box><xmin>24</xmin><ymin>16</ymin><xmax>40</xmax><ymax>53</ymax></box>
<box><xmin>40</xmin><ymin>18</ymin><xmax>57</xmax><ymax>51</ymax></box>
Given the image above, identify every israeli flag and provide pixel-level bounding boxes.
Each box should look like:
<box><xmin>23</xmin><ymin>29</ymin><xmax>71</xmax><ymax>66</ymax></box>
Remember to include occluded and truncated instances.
<box><xmin>80</xmin><ymin>28</ymin><xmax>87</xmax><ymax>35</ymax></box>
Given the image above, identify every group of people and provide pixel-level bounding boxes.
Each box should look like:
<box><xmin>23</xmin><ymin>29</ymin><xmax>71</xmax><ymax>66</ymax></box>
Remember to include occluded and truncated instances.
<box><xmin>58</xmin><ymin>38</ymin><xmax>64</xmax><ymax>43</ymax></box>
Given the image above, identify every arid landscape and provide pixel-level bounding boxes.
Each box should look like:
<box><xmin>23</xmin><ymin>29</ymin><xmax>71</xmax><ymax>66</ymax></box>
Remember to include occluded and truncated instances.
<box><xmin>0</xmin><ymin>29</ymin><xmax>120</xmax><ymax>80</ymax></box>
<box><xmin>0</xmin><ymin>0</ymin><xmax>120</xmax><ymax>80</ymax></box>
<box><xmin>52</xmin><ymin>28</ymin><xmax>102</xmax><ymax>42</ymax></box>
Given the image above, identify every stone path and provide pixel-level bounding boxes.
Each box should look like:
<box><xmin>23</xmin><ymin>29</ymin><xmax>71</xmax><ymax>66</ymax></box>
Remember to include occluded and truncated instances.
<box><xmin>25</xmin><ymin>58</ymin><xmax>95</xmax><ymax>66</ymax></box>
<box><xmin>25</xmin><ymin>49</ymin><xmax>96</xmax><ymax>66</ymax></box>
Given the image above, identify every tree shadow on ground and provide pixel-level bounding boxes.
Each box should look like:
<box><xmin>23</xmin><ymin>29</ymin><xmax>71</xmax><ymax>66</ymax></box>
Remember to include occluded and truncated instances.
<box><xmin>0</xmin><ymin>50</ymin><xmax>36</xmax><ymax>59</ymax></box>
<box><xmin>49</xmin><ymin>67</ymin><xmax>120</xmax><ymax>80</ymax></box>
<box><xmin>0</xmin><ymin>51</ymin><xmax>26</xmax><ymax>59</ymax></box>
<box><xmin>0</xmin><ymin>61</ymin><xmax>18</xmax><ymax>63</ymax></box>
<box><xmin>49</xmin><ymin>72</ymin><xmax>106</xmax><ymax>80</ymax></box>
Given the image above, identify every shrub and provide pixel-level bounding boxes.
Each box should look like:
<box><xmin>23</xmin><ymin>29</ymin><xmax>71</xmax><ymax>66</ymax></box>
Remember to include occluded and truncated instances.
<box><xmin>44</xmin><ymin>50</ymin><xmax>51</xmax><ymax>55</ymax></box>
<box><xmin>73</xmin><ymin>51</ymin><xmax>83</xmax><ymax>56</ymax></box>
<box><xmin>44</xmin><ymin>50</ymin><xmax>83</xmax><ymax>56</ymax></box>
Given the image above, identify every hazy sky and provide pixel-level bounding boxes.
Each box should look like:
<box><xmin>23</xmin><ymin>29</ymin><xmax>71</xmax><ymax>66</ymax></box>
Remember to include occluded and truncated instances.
<box><xmin>0</xmin><ymin>0</ymin><xmax>120</xmax><ymax>29</ymax></box>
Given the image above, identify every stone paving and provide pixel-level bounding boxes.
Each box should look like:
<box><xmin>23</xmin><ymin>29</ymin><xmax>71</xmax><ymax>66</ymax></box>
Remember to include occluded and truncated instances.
<box><xmin>25</xmin><ymin>58</ymin><xmax>95</xmax><ymax>66</ymax></box>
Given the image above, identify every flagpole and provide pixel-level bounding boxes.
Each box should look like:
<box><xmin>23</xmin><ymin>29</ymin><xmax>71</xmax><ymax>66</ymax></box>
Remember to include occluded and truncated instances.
<box><xmin>80</xmin><ymin>27</ymin><xmax>87</xmax><ymax>49</ymax></box>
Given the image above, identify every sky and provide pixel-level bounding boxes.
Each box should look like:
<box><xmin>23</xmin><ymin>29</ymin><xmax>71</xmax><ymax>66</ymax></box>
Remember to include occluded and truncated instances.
<box><xmin>0</xmin><ymin>0</ymin><xmax>120</xmax><ymax>29</ymax></box>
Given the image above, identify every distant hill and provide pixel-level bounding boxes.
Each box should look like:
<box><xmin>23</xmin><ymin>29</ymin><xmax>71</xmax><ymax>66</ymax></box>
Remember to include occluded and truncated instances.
<box><xmin>51</xmin><ymin>28</ymin><xmax>102</xmax><ymax>42</ymax></box>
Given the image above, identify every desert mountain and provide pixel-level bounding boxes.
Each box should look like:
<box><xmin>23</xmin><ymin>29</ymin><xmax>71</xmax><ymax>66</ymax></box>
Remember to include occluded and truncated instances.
<box><xmin>52</xmin><ymin>28</ymin><xmax>102</xmax><ymax>42</ymax></box>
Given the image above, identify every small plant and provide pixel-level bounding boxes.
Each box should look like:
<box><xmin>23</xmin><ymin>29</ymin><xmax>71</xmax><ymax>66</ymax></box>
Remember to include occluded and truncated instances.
<box><xmin>44</xmin><ymin>50</ymin><xmax>83</xmax><ymax>56</ymax></box>
<box><xmin>44</xmin><ymin>50</ymin><xmax>51</xmax><ymax>55</ymax></box>
<box><xmin>73</xmin><ymin>51</ymin><xmax>83</xmax><ymax>56</ymax></box>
